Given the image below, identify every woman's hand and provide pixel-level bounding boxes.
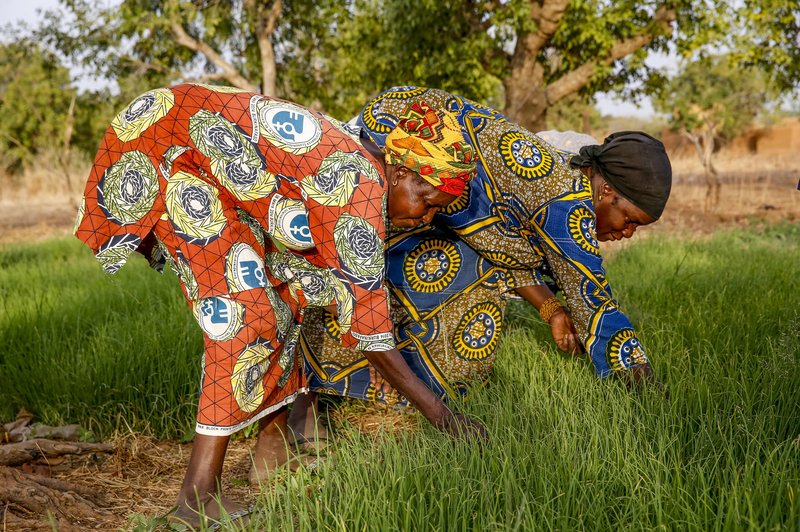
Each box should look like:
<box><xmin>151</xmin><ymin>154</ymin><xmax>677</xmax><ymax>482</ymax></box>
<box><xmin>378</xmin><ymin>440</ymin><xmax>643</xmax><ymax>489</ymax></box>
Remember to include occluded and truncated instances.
<box><xmin>618</xmin><ymin>362</ymin><xmax>656</xmax><ymax>390</ymax></box>
<box><xmin>549</xmin><ymin>309</ymin><xmax>584</xmax><ymax>355</ymax></box>
<box><xmin>363</xmin><ymin>349</ymin><xmax>488</xmax><ymax>444</ymax></box>
<box><xmin>440</xmin><ymin>413</ymin><xmax>489</xmax><ymax>442</ymax></box>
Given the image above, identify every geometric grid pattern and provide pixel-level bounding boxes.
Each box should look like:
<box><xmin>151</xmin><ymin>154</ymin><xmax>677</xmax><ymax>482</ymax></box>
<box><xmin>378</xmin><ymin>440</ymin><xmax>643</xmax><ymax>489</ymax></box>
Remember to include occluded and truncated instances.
<box><xmin>75</xmin><ymin>84</ymin><xmax>395</xmax><ymax>433</ymax></box>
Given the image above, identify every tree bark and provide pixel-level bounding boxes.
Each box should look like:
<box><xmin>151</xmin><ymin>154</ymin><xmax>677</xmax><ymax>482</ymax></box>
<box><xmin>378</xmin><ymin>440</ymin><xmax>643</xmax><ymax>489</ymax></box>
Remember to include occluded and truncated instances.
<box><xmin>503</xmin><ymin>2</ymin><xmax>676</xmax><ymax>130</ymax></box>
<box><xmin>503</xmin><ymin>0</ymin><xmax>570</xmax><ymax>131</ymax></box>
<box><xmin>701</xmin><ymin>126</ymin><xmax>720</xmax><ymax>209</ymax></box>
<box><xmin>0</xmin><ymin>466</ymin><xmax>108</xmax><ymax>521</ymax></box>
<box><xmin>245</xmin><ymin>0</ymin><xmax>282</xmax><ymax>96</ymax></box>
<box><xmin>61</xmin><ymin>93</ymin><xmax>76</xmax><ymax>191</ymax></box>
<box><xmin>3</xmin><ymin>424</ymin><xmax>82</xmax><ymax>444</ymax></box>
<box><xmin>683</xmin><ymin>128</ymin><xmax>720</xmax><ymax>212</ymax></box>
<box><xmin>169</xmin><ymin>20</ymin><xmax>258</xmax><ymax>91</ymax></box>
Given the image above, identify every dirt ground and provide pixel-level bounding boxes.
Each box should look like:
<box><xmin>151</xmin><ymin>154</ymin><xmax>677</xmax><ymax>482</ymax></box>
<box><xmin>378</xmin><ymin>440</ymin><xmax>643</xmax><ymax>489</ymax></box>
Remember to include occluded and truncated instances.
<box><xmin>1</xmin><ymin>160</ymin><xmax>798</xmax><ymax>530</ymax></box>
<box><xmin>1</xmin><ymin>405</ymin><xmax>413</xmax><ymax>531</ymax></box>
<box><xmin>1</xmin><ymin>169</ymin><xmax>797</xmax><ymax>245</ymax></box>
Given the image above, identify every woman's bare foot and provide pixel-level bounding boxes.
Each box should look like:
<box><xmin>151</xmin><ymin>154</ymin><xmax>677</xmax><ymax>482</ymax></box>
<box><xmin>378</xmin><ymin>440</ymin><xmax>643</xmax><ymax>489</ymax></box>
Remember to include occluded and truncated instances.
<box><xmin>249</xmin><ymin>406</ymin><xmax>318</xmax><ymax>485</ymax></box>
<box><xmin>171</xmin><ymin>493</ymin><xmax>251</xmax><ymax>529</ymax></box>
<box><xmin>172</xmin><ymin>433</ymin><xmax>250</xmax><ymax>528</ymax></box>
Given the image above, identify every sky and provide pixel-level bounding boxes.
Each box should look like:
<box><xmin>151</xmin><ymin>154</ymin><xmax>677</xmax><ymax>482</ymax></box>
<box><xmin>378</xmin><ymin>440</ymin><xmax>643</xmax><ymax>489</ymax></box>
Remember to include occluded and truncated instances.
<box><xmin>1</xmin><ymin>0</ymin><xmax>659</xmax><ymax>118</ymax></box>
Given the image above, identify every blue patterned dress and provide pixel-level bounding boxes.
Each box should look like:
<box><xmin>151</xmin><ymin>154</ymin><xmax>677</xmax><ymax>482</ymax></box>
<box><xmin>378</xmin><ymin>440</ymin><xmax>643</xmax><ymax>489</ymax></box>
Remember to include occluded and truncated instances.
<box><xmin>299</xmin><ymin>87</ymin><xmax>649</xmax><ymax>403</ymax></box>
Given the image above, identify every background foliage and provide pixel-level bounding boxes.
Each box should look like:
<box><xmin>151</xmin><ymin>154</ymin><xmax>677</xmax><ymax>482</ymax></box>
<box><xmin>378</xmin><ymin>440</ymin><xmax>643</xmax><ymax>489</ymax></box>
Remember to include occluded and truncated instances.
<box><xmin>1</xmin><ymin>0</ymin><xmax>798</xmax><ymax>177</ymax></box>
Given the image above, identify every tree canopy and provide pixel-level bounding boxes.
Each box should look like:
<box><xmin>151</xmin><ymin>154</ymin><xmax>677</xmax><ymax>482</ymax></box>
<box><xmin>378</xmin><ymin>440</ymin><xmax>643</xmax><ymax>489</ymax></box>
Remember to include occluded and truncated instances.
<box><xmin>0</xmin><ymin>0</ymin><xmax>796</xmax><ymax>172</ymax></box>
<box><xmin>37</xmin><ymin>0</ymin><xmax>699</xmax><ymax>128</ymax></box>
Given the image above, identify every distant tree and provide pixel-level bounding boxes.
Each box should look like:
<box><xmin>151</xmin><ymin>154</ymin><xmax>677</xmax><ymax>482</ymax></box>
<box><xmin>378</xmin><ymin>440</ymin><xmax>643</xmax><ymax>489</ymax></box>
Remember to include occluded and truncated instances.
<box><xmin>41</xmin><ymin>0</ymin><xmax>346</xmax><ymax>105</ymax></box>
<box><xmin>43</xmin><ymin>0</ymin><xmax>710</xmax><ymax>125</ymax></box>
<box><xmin>34</xmin><ymin>0</ymin><xmax>800</xmax><ymax>133</ymax></box>
<box><xmin>653</xmin><ymin>55</ymin><xmax>773</xmax><ymax>209</ymax></box>
<box><xmin>0</xmin><ymin>40</ymin><xmax>76</xmax><ymax>180</ymax></box>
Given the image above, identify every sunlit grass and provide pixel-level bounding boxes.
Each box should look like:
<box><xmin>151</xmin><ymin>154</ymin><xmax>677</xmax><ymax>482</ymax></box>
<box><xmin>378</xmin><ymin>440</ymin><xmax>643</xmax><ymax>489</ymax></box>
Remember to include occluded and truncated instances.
<box><xmin>0</xmin><ymin>238</ymin><xmax>202</xmax><ymax>439</ymax></box>
<box><xmin>1</xmin><ymin>223</ymin><xmax>798</xmax><ymax>529</ymax></box>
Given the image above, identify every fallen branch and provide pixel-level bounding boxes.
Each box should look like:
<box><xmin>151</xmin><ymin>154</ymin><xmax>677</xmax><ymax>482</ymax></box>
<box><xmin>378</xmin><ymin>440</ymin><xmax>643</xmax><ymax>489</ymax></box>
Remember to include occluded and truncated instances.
<box><xmin>0</xmin><ymin>439</ymin><xmax>114</xmax><ymax>467</ymax></box>
<box><xmin>3</xmin><ymin>424</ymin><xmax>82</xmax><ymax>444</ymax></box>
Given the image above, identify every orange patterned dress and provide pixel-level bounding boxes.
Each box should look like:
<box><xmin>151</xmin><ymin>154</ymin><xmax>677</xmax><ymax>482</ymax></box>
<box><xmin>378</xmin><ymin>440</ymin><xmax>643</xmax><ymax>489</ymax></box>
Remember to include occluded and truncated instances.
<box><xmin>75</xmin><ymin>84</ymin><xmax>394</xmax><ymax>435</ymax></box>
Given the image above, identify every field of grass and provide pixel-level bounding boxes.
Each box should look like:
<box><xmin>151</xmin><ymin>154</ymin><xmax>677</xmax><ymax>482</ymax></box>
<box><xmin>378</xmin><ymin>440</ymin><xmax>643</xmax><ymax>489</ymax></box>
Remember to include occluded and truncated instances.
<box><xmin>1</xmin><ymin>223</ymin><xmax>798</xmax><ymax>530</ymax></box>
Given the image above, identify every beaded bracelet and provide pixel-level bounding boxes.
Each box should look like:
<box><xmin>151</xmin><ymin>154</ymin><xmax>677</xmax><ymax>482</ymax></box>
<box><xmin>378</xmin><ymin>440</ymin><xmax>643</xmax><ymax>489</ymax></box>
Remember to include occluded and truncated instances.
<box><xmin>538</xmin><ymin>296</ymin><xmax>564</xmax><ymax>324</ymax></box>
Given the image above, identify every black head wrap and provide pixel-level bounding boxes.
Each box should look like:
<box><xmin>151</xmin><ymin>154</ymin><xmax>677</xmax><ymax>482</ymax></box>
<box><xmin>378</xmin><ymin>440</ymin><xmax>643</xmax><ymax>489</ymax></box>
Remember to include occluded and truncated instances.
<box><xmin>570</xmin><ymin>131</ymin><xmax>672</xmax><ymax>220</ymax></box>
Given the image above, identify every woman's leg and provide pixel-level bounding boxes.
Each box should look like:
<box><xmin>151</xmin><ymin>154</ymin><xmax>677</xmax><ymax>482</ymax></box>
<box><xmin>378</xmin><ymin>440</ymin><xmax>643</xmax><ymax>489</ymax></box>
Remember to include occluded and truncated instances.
<box><xmin>174</xmin><ymin>433</ymin><xmax>245</xmax><ymax>523</ymax></box>
<box><xmin>287</xmin><ymin>391</ymin><xmax>329</xmax><ymax>450</ymax></box>
<box><xmin>250</xmin><ymin>405</ymin><xmax>291</xmax><ymax>484</ymax></box>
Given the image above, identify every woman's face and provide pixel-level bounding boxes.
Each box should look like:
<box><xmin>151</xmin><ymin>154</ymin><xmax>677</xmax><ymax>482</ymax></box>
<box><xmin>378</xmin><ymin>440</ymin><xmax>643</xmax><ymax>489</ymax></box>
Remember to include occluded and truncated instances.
<box><xmin>387</xmin><ymin>167</ymin><xmax>457</xmax><ymax>228</ymax></box>
<box><xmin>594</xmin><ymin>185</ymin><xmax>656</xmax><ymax>241</ymax></box>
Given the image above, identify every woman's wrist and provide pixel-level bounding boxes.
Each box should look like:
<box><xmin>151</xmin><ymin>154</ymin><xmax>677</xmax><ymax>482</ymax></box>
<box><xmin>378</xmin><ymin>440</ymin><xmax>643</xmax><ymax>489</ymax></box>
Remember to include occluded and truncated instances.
<box><xmin>538</xmin><ymin>296</ymin><xmax>564</xmax><ymax>324</ymax></box>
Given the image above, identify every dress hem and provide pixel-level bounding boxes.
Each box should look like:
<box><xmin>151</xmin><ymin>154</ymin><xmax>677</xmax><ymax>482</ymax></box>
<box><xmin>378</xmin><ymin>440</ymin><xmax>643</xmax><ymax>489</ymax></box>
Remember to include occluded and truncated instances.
<box><xmin>194</xmin><ymin>386</ymin><xmax>309</xmax><ymax>436</ymax></box>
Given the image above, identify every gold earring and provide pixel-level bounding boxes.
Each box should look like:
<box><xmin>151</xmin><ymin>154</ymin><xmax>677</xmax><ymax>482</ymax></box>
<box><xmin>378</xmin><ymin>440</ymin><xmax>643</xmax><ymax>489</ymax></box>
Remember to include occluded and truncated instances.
<box><xmin>598</xmin><ymin>194</ymin><xmax>604</xmax><ymax>201</ymax></box>
<box><xmin>392</xmin><ymin>177</ymin><xmax>398</xmax><ymax>186</ymax></box>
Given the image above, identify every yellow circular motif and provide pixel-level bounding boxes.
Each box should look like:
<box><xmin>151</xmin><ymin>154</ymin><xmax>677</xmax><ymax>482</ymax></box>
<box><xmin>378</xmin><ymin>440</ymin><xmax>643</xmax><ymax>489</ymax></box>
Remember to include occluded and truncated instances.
<box><xmin>301</xmin><ymin>150</ymin><xmax>372</xmax><ymax>207</ymax></box>
<box><xmin>498</xmin><ymin>131</ymin><xmax>554</xmax><ymax>180</ymax></box>
<box><xmin>189</xmin><ymin>109</ymin><xmax>277</xmax><ymax>201</ymax></box>
<box><xmin>452</xmin><ymin>302</ymin><xmax>502</xmax><ymax>361</ymax></box>
<box><xmin>606</xmin><ymin>329</ymin><xmax>647</xmax><ymax>372</ymax></box>
<box><xmin>98</xmin><ymin>151</ymin><xmax>159</xmax><ymax>225</ymax></box>
<box><xmin>481</xmin><ymin>250</ymin><xmax>527</xmax><ymax>269</ymax></box>
<box><xmin>165</xmin><ymin>171</ymin><xmax>226</xmax><ymax>244</ymax></box>
<box><xmin>442</xmin><ymin>183</ymin><xmax>470</xmax><ymax>215</ymax></box>
<box><xmin>231</xmin><ymin>341</ymin><xmax>273</xmax><ymax>413</ymax></box>
<box><xmin>568</xmin><ymin>206</ymin><xmax>600</xmax><ymax>255</ymax></box>
<box><xmin>323</xmin><ymin>310</ymin><xmax>342</xmax><ymax>342</ymax></box>
<box><xmin>111</xmin><ymin>89</ymin><xmax>174</xmax><ymax>142</ymax></box>
<box><xmin>404</xmin><ymin>239</ymin><xmax>461</xmax><ymax>293</ymax></box>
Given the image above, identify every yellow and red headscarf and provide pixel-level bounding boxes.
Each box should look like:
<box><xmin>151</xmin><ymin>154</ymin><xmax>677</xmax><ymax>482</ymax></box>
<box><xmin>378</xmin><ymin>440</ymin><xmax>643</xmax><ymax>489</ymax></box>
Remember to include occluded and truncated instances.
<box><xmin>384</xmin><ymin>101</ymin><xmax>477</xmax><ymax>196</ymax></box>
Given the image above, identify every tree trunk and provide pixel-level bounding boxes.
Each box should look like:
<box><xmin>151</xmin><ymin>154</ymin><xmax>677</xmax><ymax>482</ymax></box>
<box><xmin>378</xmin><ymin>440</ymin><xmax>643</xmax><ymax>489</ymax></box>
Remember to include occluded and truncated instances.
<box><xmin>685</xmin><ymin>128</ymin><xmax>720</xmax><ymax>212</ymax></box>
<box><xmin>501</xmin><ymin>0</ymin><xmax>571</xmax><ymax>131</ymax></box>
<box><xmin>61</xmin><ymin>93</ymin><xmax>76</xmax><ymax>192</ymax></box>
<box><xmin>701</xmin><ymin>127</ymin><xmax>720</xmax><ymax>210</ymax></box>
<box><xmin>501</xmin><ymin>1</ymin><xmax>676</xmax><ymax>131</ymax></box>
<box><xmin>503</xmin><ymin>75</ymin><xmax>550</xmax><ymax>132</ymax></box>
<box><xmin>0</xmin><ymin>466</ymin><xmax>109</xmax><ymax>523</ymax></box>
<box><xmin>247</xmin><ymin>0</ymin><xmax>282</xmax><ymax>96</ymax></box>
<box><xmin>170</xmin><ymin>20</ymin><xmax>258</xmax><ymax>92</ymax></box>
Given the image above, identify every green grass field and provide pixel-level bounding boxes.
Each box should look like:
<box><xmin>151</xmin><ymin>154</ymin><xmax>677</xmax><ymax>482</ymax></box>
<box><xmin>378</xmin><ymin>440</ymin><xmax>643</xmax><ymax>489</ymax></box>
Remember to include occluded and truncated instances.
<box><xmin>1</xmin><ymin>224</ymin><xmax>798</xmax><ymax>530</ymax></box>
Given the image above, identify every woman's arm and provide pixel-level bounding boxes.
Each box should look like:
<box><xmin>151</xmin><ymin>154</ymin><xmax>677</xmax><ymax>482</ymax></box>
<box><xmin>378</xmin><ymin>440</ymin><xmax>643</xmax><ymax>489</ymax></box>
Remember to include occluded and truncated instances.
<box><xmin>515</xmin><ymin>285</ymin><xmax>583</xmax><ymax>355</ymax></box>
<box><xmin>363</xmin><ymin>348</ymin><xmax>488</xmax><ymax>441</ymax></box>
<box><xmin>531</xmin><ymin>198</ymin><xmax>654</xmax><ymax>385</ymax></box>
